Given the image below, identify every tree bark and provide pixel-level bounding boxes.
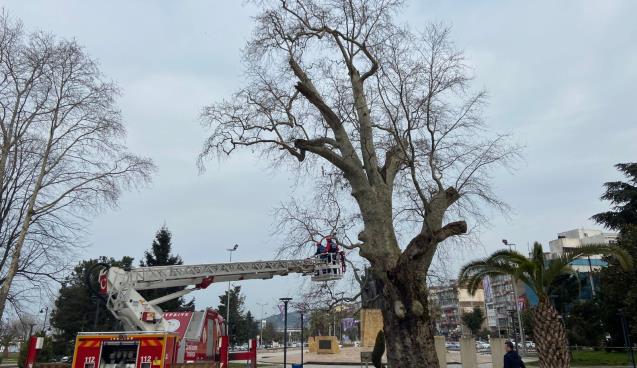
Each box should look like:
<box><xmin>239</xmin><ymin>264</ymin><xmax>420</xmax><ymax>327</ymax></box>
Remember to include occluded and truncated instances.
<box><xmin>0</xmin><ymin>119</ymin><xmax>53</xmax><ymax>320</ymax></box>
<box><xmin>533</xmin><ymin>296</ymin><xmax>570</xmax><ymax>368</ymax></box>
<box><xmin>354</xmin><ymin>188</ymin><xmax>458</xmax><ymax>367</ymax></box>
<box><xmin>379</xmin><ymin>264</ymin><xmax>440</xmax><ymax>367</ymax></box>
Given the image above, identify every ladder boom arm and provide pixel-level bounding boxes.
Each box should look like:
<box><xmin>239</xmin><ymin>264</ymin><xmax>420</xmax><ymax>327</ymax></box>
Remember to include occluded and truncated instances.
<box><xmin>101</xmin><ymin>254</ymin><xmax>344</xmax><ymax>332</ymax></box>
<box><xmin>128</xmin><ymin>258</ymin><xmax>322</xmax><ymax>290</ymax></box>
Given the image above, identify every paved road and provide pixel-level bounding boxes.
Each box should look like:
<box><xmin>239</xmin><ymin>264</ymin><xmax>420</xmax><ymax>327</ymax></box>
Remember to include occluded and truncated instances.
<box><xmin>257</xmin><ymin>348</ymin><xmax>494</xmax><ymax>367</ymax></box>
<box><xmin>259</xmin><ymin>365</ymin><xmax>493</xmax><ymax>368</ymax></box>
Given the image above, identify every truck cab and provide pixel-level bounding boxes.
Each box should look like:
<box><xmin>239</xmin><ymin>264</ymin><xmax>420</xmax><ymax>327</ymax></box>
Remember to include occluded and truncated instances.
<box><xmin>71</xmin><ymin>332</ymin><xmax>180</xmax><ymax>368</ymax></box>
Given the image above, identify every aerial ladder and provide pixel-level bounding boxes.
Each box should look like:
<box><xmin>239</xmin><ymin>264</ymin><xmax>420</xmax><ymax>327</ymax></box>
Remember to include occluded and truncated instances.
<box><xmin>56</xmin><ymin>252</ymin><xmax>345</xmax><ymax>368</ymax></box>
<box><xmin>97</xmin><ymin>254</ymin><xmax>345</xmax><ymax>331</ymax></box>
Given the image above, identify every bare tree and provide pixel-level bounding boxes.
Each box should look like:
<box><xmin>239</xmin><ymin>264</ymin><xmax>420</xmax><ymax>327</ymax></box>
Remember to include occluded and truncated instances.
<box><xmin>274</xmin><ymin>176</ymin><xmax>461</xmax><ymax>312</ymax></box>
<box><xmin>200</xmin><ymin>1</ymin><xmax>517</xmax><ymax>365</ymax></box>
<box><xmin>0</xmin><ymin>13</ymin><xmax>154</xmax><ymax>321</ymax></box>
<box><xmin>0</xmin><ymin>318</ymin><xmax>23</xmax><ymax>357</ymax></box>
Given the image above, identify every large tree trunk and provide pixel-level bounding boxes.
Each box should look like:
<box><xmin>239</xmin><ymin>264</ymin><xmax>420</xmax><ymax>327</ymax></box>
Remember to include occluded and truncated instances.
<box><xmin>378</xmin><ymin>264</ymin><xmax>440</xmax><ymax>367</ymax></box>
<box><xmin>0</xmin><ymin>121</ymin><xmax>52</xmax><ymax>320</ymax></box>
<box><xmin>533</xmin><ymin>296</ymin><xmax>570</xmax><ymax>368</ymax></box>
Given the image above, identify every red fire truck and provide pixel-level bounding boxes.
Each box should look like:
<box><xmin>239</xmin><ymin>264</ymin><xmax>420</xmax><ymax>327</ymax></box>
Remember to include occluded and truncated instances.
<box><xmin>71</xmin><ymin>332</ymin><xmax>180</xmax><ymax>368</ymax></box>
<box><xmin>34</xmin><ymin>253</ymin><xmax>344</xmax><ymax>368</ymax></box>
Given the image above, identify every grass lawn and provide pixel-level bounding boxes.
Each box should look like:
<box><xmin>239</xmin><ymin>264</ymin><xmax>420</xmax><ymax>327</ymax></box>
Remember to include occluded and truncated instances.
<box><xmin>527</xmin><ymin>350</ymin><xmax>633</xmax><ymax>366</ymax></box>
<box><xmin>571</xmin><ymin>350</ymin><xmax>632</xmax><ymax>366</ymax></box>
<box><xmin>1</xmin><ymin>352</ymin><xmax>19</xmax><ymax>363</ymax></box>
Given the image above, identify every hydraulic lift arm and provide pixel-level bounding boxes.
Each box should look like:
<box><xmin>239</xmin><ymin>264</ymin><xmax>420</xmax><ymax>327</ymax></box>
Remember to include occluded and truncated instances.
<box><xmin>98</xmin><ymin>254</ymin><xmax>344</xmax><ymax>331</ymax></box>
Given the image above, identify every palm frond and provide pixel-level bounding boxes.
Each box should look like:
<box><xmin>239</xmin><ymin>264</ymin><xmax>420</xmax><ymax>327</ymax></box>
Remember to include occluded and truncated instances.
<box><xmin>490</xmin><ymin>249</ymin><xmax>531</xmax><ymax>266</ymax></box>
<box><xmin>563</xmin><ymin>244</ymin><xmax>633</xmax><ymax>270</ymax></box>
<box><xmin>542</xmin><ymin>257</ymin><xmax>572</xmax><ymax>292</ymax></box>
<box><xmin>458</xmin><ymin>257</ymin><xmax>536</xmax><ymax>295</ymax></box>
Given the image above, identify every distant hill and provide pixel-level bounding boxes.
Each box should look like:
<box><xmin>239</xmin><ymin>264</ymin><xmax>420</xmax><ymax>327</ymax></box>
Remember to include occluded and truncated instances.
<box><xmin>263</xmin><ymin>311</ymin><xmax>304</xmax><ymax>331</ymax></box>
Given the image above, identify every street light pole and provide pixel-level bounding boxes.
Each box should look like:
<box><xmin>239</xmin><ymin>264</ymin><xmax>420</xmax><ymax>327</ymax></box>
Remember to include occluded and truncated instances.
<box><xmin>256</xmin><ymin>302</ymin><xmax>268</xmax><ymax>347</ymax></box>
<box><xmin>40</xmin><ymin>306</ymin><xmax>49</xmax><ymax>334</ymax></box>
<box><xmin>502</xmin><ymin>239</ymin><xmax>526</xmax><ymax>355</ymax></box>
<box><xmin>507</xmin><ymin>309</ymin><xmax>517</xmax><ymax>350</ymax></box>
<box><xmin>300</xmin><ymin>311</ymin><xmax>304</xmax><ymax>366</ymax></box>
<box><xmin>587</xmin><ymin>256</ymin><xmax>596</xmax><ymax>297</ymax></box>
<box><xmin>619</xmin><ymin>309</ymin><xmax>636</xmax><ymax>368</ymax></box>
<box><xmin>226</xmin><ymin>244</ymin><xmax>238</xmax><ymax>344</ymax></box>
<box><xmin>280</xmin><ymin>298</ymin><xmax>292</xmax><ymax>368</ymax></box>
<box><xmin>92</xmin><ymin>296</ymin><xmax>102</xmax><ymax>329</ymax></box>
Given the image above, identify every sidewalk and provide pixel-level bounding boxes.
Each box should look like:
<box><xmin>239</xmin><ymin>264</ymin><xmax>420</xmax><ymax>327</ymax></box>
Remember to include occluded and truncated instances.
<box><xmin>257</xmin><ymin>346</ymin><xmax>492</xmax><ymax>366</ymax></box>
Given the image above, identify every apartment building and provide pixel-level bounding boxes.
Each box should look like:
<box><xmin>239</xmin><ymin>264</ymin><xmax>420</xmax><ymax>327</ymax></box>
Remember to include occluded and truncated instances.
<box><xmin>429</xmin><ymin>282</ymin><xmax>485</xmax><ymax>337</ymax></box>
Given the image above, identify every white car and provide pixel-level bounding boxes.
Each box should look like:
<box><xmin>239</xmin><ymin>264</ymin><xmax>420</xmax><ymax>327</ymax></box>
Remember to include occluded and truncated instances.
<box><xmin>445</xmin><ymin>342</ymin><xmax>460</xmax><ymax>350</ymax></box>
<box><xmin>476</xmin><ymin>341</ymin><xmax>490</xmax><ymax>350</ymax></box>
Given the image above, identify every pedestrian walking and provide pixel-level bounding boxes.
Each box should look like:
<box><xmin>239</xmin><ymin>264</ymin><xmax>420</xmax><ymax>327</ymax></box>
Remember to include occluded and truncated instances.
<box><xmin>504</xmin><ymin>340</ymin><xmax>526</xmax><ymax>368</ymax></box>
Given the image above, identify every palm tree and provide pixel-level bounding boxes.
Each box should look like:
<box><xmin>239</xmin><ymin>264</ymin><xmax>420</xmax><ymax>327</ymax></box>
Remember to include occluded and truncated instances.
<box><xmin>458</xmin><ymin>242</ymin><xmax>632</xmax><ymax>368</ymax></box>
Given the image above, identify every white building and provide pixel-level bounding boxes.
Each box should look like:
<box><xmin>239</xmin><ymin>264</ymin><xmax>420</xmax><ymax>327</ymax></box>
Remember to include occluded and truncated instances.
<box><xmin>482</xmin><ymin>275</ymin><xmax>524</xmax><ymax>337</ymax></box>
<box><xmin>548</xmin><ymin>228</ymin><xmax>618</xmax><ymax>272</ymax></box>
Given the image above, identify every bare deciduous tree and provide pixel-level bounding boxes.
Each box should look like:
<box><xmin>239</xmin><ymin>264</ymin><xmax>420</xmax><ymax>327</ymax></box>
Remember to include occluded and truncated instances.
<box><xmin>200</xmin><ymin>1</ymin><xmax>517</xmax><ymax>365</ymax></box>
<box><xmin>0</xmin><ymin>13</ymin><xmax>154</xmax><ymax>321</ymax></box>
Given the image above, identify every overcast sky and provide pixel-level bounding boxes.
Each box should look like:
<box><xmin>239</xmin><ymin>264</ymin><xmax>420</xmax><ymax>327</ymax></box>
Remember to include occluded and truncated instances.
<box><xmin>3</xmin><ymin>0</ymin><xmax>636</xmax><ymax>318</ymax></box>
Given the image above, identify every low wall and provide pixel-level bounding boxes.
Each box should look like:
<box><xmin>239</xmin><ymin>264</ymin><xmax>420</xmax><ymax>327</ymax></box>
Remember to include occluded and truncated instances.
<box><xmin>434</xmin><ymin>336</ymin><xmax>446</xmax><ymax>368</ymax></box>
<box><xmin>308</xmin><ymin>336</ymin><xmax>317</xmax><ymax>353</ymax></box>
<box><xmin>460</xmin><ymin>337</ymin><xmax>478</xmax><ymax>368</ymax></box>
<box><xmin>490</xmin><ymin>337</ymin><xmax>506</xmax><ymax>368</ymax></box>
<box><xmin>360</xmin><ymin>309</ymin><xmax>383</xmax><ymax>347</ymax></box>
<box><xmin>314</xmin><ymin>336</ymin><xmax>340</xmax><ymax>354</ymax></box>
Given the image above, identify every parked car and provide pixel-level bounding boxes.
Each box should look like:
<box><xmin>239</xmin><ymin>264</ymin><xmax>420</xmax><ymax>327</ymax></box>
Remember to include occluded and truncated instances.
<box><xmin>525</xmin><ymin>340</ymin><xmax>536</xmax><ymax>349</ymax></box>
<box><xmin>476</xmin><ymin>341</ymin><xmax>490</xmax><ymax>350</ymax></box>
<box><xmin>445</xmin><ymin>341</ymin><xmax>460</xmax><ymax>351</ymax></box>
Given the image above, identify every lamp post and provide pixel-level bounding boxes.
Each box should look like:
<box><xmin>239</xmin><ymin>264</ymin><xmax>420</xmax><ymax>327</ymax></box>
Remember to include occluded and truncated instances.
<box><xmin>40</xmin><ymin>306</ymin><xmax>49</xmax><ymax>335</ymax></box>
<box><xmin>587</xmin><ymin>256</ymin><xmax>596</xmax><ymax>297</ymax></box>
<box><xmin>300</xmin><ymin>311</ymin><xmax>304</xmax><ymax>366</ymax></box>
<box><xmin>295</xmin><ymin>303</ymin><xmax>307</xmax><ymax>368</ymax></box>
<box><xmin>507</xmin><ymin>309</ymin><xmax>517</xmax><ymax>350</ymax></box>
<box><xmin>619</xmin><ymin>309</ymin><xmax>636</xmax><ymax>368</ymax></box>
<box><xmin>279</xmin><ymin>298</ymin><xmax>292</xmax><ymax>367</ymax></box>
<box><xmin>502</xmin><ymin>239</ymin><xmax>526</xmax><ymax>355</ymax></box>
<box><xmin>256</xmin><ymin>302</ymin><xmax>268</xmax><ymax>348</ymax></box>
<box><xmin>226</xmin><ymin>244</ymin><xmax>238</xmax><ymax>344</ymax></box>
<box><xmin>91</xmin><ymin>295</ymin><xmax>102</xmax><ymax>329</ymax></box>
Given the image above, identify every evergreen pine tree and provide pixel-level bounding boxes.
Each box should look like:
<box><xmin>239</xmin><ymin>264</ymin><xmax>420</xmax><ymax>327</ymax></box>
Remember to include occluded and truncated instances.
<box><xmin>50</xmin><ymin>256</ymin><xmax>134</xmax><ymax>356</ymax></box>
<box><xmin>217</xmin><ymin>286</ymin><xmax>248</xmax><ymax>346</ymax></box>
<box><xmin>591</xmin><ymin>163</ymin><xmax>637</xmax><ymax>230</ymax></box>
<box><xmin>593</xmin><ymin>163</ymin><xmax>637</xmax><ymax>344</ymax></box>
<box><xmin>244</xmin><ymin>311</ymin><xmax>259</xmax><ymax>342</ymax></box>
<box><xmin>460</xmin><ymin>307</ymin><xmax>485</xmax><ymax>336</ymax></box>
<box><xmin>139</xmin><ymin>226</ymin><xmax>194</xmax><ymax>311</ymax></box>
<box><xmin>598</xmin><ymin>226</ymin><xmax>637</xmax><ymax>346</ymax></box>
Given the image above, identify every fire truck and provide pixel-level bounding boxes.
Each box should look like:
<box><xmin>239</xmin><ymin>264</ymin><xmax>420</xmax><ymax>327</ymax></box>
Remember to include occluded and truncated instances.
<box><xmin>61</xmin><ymin>252</ymin><xmax>345</xmax><ymax>368</ymax></box>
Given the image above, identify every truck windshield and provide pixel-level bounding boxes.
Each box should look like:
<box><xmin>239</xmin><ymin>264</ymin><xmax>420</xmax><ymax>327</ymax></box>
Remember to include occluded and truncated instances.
<box><xmin>99</xmin><ymin>341</ymin><xmax>139</xmax><ymax>368</ymax></box>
